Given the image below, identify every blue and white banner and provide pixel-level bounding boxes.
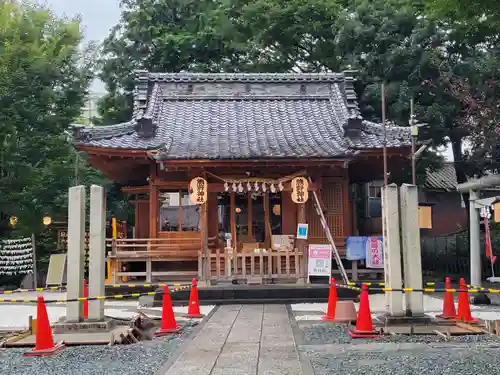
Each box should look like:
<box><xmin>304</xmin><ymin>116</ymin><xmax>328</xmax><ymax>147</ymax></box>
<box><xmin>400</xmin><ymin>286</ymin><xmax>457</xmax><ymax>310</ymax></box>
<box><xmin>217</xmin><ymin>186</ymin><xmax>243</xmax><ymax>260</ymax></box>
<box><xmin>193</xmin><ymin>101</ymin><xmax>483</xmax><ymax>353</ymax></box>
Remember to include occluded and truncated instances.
<box><xmin>346</xmin><ymin>236</ymin><xmax>384</xmax><ymax>269</ymax></box>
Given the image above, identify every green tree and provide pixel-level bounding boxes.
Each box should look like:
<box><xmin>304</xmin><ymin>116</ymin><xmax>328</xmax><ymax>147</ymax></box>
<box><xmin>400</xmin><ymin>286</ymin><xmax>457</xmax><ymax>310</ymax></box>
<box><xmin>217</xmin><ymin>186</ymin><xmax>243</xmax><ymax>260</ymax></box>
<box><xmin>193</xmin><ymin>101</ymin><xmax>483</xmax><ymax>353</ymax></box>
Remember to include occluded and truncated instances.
<box><xmin>100</xmin><ymin>0</ymin><xmax>500</xmax><ymax>184</ymax></box>
<box><xmin>0</xmin><ymin>1</ymin><xmax>95</xmax><ymax>236</ymax></box>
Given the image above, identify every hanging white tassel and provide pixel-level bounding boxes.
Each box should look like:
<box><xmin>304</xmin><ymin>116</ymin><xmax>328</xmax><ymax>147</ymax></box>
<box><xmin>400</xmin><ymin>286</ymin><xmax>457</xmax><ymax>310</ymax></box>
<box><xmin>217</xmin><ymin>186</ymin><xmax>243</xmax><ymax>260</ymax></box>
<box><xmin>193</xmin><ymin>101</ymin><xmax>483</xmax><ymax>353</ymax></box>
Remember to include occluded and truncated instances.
<box><xmin>232</xmin><ymin>183</ymin><xmax>237</xmax><ymax>192</ymax></box>
<box><xmin>262</xmin><ymin>183</ymin><xmax>267</xmax><ymax>192</ymax></box>
<box><xmin>254</xmin><ymin>182</ymin><xmax>259</xmax><ymax>192</ymax></box>
<box><xmin>238</xmin><ymin>183</ymin><xmax>244</xmax><ymax>193</ymax></box>
<box><xmin>270</xmin><ymin>184</ymin><xmax>276</xmax><ymax>193</ymax></box>
<box><xmin>278</xmin><ymin>182</ymin><xmax>284</xmax><ymax>191</ymax></box>
<box><xmin>247</xmin><ymin>182</ymin><xmax>252</xmax><ymax>191</ymax></box>
<box><xmin>224</xmin><ymin>182</ymin><xmax>229</xmax><ymax>192</ymax></box>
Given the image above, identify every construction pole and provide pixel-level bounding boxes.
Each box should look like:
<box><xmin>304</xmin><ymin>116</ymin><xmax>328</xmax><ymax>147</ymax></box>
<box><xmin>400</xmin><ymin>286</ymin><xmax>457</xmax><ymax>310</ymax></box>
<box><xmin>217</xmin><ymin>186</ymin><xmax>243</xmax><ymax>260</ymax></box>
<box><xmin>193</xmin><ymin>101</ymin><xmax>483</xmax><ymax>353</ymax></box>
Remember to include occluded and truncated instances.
<box><xmin>382</xmin><ymin>84</ymin><xmax>388</xmax><ymax>186</ymax></box>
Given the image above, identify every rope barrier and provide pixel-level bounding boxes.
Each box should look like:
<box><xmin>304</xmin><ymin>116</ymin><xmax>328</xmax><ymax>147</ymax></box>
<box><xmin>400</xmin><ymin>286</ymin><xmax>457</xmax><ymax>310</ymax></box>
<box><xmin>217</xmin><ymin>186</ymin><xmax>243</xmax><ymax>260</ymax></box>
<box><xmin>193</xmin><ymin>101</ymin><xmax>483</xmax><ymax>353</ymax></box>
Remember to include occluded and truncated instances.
<box><xmin>0</xmin><ymin>285</ymin><xmax>191</xmax><ymax>304</ymax></box>
<box><xmin>0</xmin><ymin>282</ymin><xmax>186</xmax><ymax>295</ymax></box>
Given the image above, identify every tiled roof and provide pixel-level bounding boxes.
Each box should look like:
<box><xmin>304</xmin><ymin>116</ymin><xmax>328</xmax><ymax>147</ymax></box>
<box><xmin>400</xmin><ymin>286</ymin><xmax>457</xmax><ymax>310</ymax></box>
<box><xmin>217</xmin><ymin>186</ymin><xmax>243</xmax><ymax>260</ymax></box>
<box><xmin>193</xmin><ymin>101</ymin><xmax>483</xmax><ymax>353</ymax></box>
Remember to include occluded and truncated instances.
<box><xmin>72</xmin><ymin>71</ymin><xmax>411</xmax><ymax>160</ymax></box>
<box><xmin>425</xmin><ymin>163</ymin><xmax>458</xmax><ymax>190</ymax></box>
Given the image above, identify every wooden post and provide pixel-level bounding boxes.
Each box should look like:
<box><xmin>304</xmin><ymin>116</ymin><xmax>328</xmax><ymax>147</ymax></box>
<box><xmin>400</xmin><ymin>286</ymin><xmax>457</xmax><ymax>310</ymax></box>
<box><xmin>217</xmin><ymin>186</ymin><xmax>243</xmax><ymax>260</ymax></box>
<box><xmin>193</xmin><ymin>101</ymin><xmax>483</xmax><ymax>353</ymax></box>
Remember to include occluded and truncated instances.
<box><xmin>264</xmin><ymin>192</ymin><xmax>271</xmax><ymax>248</ymax></box>
<box><xmin>230</xmin><ymin>192</ymin><xmax>237</xmax><ymax>275</ymax></box>
<box><xmin>297</xmin><ymin>203</ymin><xmax>307</xmax><ymax>284</ymax></box>
<box><xmin>31</xmin><ymin>233</ymin><xmax>37</xmax><ymax>289</ymax></box>
<box><xmin>200</xmin><ymin>201</ymin><xmax>209</xmax><ymax>284</ymax></box>
<box><xmin>248</xmin><ymin>193</ymin><xmax>253</xmax><ymax>239</ymax></box>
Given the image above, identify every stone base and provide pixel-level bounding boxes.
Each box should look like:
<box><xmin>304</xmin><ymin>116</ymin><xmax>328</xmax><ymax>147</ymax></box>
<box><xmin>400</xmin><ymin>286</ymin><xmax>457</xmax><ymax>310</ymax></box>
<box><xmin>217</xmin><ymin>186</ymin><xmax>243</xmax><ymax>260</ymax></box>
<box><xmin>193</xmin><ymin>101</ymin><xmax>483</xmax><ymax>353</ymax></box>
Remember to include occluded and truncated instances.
<box><xmin>53</xmin><ymin>318</ymin><xmax>115</xmax><ymax>334</ymax></box>
<box><xmin>247</xmin><ymin>276</ymin><xmax>263</xmax><ymax>285</ymax></box>
<box><xmin>23</xmin><ymin>342</ymin><xmax>65</xmax><ymax>357</ymax></box>
<box><xmin>382</xmin><ymin>314</ymin><xmax>433</xmax><ymax>326</ymax></box>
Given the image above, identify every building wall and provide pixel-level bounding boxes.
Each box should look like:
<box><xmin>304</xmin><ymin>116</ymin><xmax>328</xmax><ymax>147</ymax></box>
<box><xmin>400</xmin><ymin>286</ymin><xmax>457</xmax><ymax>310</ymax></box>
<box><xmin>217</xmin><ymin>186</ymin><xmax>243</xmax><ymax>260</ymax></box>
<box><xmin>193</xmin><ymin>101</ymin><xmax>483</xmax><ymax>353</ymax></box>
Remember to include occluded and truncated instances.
<box><xmin>421</xmin><ymin>191</ymin><xmax>467</xmax><ymax>236</ymax></box>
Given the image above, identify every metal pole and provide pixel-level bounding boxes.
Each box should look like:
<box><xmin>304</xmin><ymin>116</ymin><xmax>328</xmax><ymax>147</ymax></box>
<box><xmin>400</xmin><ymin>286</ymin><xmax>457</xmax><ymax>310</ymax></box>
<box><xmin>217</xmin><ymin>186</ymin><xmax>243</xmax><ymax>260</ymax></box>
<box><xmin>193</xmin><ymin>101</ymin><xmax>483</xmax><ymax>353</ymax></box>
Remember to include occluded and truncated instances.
<box><xmin>410</xmin><ymin>98</ymin><xmax>416</xmax><ymax>185</ymax></box>
<box><xmin>469</xmin><ymin>189</ymin><xmax>481</xmax><ymax>286</ymax></box>
<box><xmin>31</xmin><ymin>233</ymin><xmax>38</xmax><ymax>289</ymax></box>
<box><xmin>382</xmin><ymin>84</ymin><xmax>388</xmax><ymax>186</ymax></box>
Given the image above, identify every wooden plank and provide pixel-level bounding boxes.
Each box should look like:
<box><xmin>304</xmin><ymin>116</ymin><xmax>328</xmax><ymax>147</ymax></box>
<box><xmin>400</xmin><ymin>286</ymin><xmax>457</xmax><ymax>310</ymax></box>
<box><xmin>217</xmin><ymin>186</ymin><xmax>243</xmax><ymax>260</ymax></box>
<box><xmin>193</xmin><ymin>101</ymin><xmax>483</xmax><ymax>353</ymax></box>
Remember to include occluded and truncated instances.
<box><xmin>455</xmin><ymin>322</ymin><xmax>485</xmax><ymax>334</ymax></box>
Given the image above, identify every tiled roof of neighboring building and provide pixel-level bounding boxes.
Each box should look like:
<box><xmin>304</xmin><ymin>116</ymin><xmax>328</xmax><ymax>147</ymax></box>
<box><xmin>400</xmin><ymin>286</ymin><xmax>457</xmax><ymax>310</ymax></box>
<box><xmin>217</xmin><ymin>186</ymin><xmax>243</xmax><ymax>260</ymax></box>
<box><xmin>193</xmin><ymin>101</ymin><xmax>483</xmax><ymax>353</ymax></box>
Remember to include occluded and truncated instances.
<box><xmin>71</xmin><ymin>71</ymin><xmax>411</xmax><ymax>160</ymax></box>
<box><xmin>425</xmin><ymin>163</ymin><xmax>458</xmax><ymax>190</ymax></box>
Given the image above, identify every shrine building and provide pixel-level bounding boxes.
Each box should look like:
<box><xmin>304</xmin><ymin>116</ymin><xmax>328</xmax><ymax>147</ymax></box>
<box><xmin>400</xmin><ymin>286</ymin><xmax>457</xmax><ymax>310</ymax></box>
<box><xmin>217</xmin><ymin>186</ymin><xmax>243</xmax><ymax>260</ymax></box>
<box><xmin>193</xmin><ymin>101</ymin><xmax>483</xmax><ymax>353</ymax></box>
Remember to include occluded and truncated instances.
<box><xmin>70</xmin><ymin>71</ymin><xmax>411</xmax><ymax>285</ymax></box>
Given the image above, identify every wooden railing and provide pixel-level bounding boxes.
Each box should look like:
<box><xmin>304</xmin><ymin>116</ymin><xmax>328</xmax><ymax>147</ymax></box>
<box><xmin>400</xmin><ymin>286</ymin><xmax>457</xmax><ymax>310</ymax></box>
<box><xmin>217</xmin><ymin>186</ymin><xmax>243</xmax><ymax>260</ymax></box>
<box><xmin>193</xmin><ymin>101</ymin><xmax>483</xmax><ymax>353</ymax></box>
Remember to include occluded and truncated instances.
<box><xmin>200</xmin><ymin>248</ymin><xmax>305</xmax><ymax>283</ymax></box>
<box><xmin>105</xmin><ymin>236</ymin><xmax>205</xmax><ymax>283</ymax></box>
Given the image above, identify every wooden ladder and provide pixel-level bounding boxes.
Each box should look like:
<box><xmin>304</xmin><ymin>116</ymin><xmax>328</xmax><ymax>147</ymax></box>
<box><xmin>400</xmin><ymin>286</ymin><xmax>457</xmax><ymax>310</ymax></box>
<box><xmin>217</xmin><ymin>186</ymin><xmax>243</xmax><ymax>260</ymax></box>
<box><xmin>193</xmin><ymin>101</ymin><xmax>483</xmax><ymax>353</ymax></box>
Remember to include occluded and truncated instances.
<box><xmin>308</xmin><ymin>177</ymin><xmax>349</xmax><ymax>284</ymax></box>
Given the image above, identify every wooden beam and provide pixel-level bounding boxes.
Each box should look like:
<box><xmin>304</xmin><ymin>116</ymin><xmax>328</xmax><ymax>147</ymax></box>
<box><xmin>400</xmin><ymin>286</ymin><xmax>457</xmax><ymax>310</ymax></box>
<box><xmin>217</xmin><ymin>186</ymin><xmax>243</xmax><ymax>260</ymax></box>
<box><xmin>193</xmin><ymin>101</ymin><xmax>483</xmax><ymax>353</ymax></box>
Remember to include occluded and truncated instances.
<box><xmin>76</xmin><ymin>145</ymin><xmax>150</xmax><ymax>158</ymax></box>
<box><xmin>122</xmin><ymin>186</ymin><xmax>149</xmax><ymax>194</ymax></box>
<box><xmin>162</xmin><ymin>159</ymin><xmax>349</xmax><ymax>168</ymax></box>
<box><xmin>152</xmin><ymin>181</ymin><xmax>319</xmax><ymax>192</ymax></box>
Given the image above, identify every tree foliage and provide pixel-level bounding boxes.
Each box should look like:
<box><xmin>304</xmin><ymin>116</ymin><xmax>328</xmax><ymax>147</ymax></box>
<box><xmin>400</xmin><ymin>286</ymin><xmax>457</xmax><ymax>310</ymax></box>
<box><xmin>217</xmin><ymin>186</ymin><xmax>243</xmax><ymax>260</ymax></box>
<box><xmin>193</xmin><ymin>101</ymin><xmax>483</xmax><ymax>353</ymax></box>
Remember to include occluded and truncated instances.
<box><xmin>0</xmin><ymin>1</ymin><xmax>97</xmax><ymax>237</ymax></box>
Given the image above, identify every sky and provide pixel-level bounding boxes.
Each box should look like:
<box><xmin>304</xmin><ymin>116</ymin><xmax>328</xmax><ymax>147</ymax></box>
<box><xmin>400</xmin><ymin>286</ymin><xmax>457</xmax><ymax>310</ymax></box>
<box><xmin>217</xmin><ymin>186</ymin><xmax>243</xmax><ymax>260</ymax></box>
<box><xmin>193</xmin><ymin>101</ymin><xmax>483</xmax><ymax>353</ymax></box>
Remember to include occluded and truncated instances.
<box><xmin>36</xmin><ymin>0</ymin><xmax>122</xmax><ymax>92</ymax></box>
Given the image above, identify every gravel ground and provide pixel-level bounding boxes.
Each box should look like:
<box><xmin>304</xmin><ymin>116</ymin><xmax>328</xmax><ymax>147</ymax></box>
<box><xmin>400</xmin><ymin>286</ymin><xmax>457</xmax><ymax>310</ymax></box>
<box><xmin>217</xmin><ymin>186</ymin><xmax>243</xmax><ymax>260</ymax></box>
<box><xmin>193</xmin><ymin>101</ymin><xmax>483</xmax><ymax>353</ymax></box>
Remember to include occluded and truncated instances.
<box><xmin>306</xmin><ymin>346</ymin><xmax>500</xmax><ymax>375</ymax></box>
<box><xmin>301</xmin><ymin>323</ymin><xmax>500</xmax><ymax>375</ymax></box>
<box><xmin>300</xmin><ymin>323</ymin><xmax>500</xmax><ymax>344</ymax></box>
<box><xmin>0</xmin><ymin>322</ymin><xmax>196</xmax><ymax>375</ymax></box>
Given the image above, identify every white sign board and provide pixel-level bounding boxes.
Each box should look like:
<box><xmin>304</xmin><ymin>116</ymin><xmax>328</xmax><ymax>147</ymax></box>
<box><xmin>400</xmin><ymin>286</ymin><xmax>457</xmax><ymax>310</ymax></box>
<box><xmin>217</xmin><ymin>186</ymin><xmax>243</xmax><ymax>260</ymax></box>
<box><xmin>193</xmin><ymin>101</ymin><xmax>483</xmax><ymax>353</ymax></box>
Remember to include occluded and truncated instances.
<box><xmin>308</xmin><ymin>244</ymin><xmax>332</xmax><ymax>277</ymax></box>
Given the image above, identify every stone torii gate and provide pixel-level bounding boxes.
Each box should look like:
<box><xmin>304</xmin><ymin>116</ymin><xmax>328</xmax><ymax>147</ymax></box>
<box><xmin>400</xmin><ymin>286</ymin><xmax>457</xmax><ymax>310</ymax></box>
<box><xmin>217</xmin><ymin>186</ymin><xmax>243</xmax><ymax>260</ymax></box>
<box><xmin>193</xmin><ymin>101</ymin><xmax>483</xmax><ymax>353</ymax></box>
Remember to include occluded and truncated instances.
<box><xmin>457</xmin><ymin>175</ymin><xmax>500</xmax><ymax>304</ymax></box>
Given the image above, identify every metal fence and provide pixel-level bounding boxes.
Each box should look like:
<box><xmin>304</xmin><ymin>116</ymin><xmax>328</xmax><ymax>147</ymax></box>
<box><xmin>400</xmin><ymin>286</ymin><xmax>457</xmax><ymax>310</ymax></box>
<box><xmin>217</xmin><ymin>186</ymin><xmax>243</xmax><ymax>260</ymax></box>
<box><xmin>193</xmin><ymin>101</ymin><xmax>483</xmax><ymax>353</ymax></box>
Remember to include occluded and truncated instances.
<box><xmin>421</xmin><ymin>230</ymin><xmax>500</xmax><ymax>279</ymax></box>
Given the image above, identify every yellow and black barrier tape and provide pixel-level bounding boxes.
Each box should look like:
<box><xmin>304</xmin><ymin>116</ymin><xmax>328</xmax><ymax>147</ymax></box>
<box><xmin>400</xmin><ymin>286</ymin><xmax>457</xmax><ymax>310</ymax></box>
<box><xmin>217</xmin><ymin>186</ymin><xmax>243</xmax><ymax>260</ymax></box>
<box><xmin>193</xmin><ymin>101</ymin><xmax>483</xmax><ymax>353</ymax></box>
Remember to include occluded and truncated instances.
<box><xmin>0</xmin><ymin>285</ymin><xmax>191</xmax><ymax>304</ymax></box>
<box><xmin>338</xmin><ymin>283</ymin><xmax>499</xmax><ymax>294</ymax></box>
<box><xmin>0</xmin><ymin>282</ymin><xmax>186</xmax><ymax>295</ymax></box>
<box><xmin>347</xmin><ymin>281</ymin><xmax>436</xmax><ymax>287</ymax></box>
<box><xmin>348</xmin><ymin>281</ymin><xmax>489</xmax><ymax>290</ymax></box>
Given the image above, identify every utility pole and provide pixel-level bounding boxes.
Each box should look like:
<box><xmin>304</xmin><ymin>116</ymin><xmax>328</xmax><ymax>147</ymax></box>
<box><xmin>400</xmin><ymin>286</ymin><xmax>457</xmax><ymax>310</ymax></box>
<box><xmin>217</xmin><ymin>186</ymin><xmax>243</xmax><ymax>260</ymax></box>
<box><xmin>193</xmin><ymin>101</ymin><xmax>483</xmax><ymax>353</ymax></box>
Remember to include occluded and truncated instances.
<box><xmin>410</xmin><ymin>98</ymin><xmax>418</xmax><ymax>185</ymax></box>
<box><xmin>382</xmin><ymin>84</ymin><xmax>388</xmax><ymax>186</ymax></box>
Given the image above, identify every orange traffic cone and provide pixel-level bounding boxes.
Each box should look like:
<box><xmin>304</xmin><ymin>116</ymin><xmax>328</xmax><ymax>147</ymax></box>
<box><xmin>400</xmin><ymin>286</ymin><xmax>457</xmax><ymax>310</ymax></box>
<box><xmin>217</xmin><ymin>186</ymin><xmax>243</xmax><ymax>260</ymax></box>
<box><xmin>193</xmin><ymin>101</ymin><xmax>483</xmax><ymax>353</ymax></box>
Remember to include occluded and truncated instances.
<box><xmin>455</xmin><ymin>278</ymin><xmax>479</xmax><ymax>323</ymax></box>
<box><xmin>24</xmin><ymin>296</ymin><xmax>65</xmax><ymax>356</ymax></box>
<box><xmin>83</xmin><ymin>279</ymin><xmax>89</xmax><ymax>320</ymax></box>
<box><xmin>154</xmin><ymin>286</ymin><xmax>182</xmax><ymax>336</ymax></box>
<box><xmin>187</xmin><ymin>279</ymin><xmax>204</xmax><ymax>318</ymax></box>
<box><xmin>348</xmin><ymin>284</ymin><xmax>379</xmax><ymax>338</ymax></box>
<box><xmin>437</xmin><ymin>277</ymin><xmax>456</xmax><ymax>319</ymax></box>
<box><xmin>322</xmin><ymin>277</ymin><xmax>338</xmax><ymax>321</ymax></box>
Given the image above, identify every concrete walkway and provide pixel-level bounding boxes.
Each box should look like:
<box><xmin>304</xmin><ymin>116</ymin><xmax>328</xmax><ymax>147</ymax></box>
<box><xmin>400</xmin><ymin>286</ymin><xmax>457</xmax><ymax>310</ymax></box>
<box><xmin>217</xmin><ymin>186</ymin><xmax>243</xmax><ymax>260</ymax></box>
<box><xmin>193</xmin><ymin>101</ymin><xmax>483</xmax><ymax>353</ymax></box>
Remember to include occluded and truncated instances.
<box><xmin>163</xmin><ymin>304</ymin><xmax>303</xmax><ymax>375</ymax></box>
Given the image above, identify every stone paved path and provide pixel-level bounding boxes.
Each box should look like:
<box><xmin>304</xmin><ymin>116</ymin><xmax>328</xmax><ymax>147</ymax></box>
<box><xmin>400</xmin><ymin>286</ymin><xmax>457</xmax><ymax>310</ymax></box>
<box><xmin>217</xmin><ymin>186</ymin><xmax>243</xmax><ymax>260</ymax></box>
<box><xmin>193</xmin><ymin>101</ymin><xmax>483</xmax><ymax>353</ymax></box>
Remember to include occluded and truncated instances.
<box><xmin>163</xmin><ymin>304</ymin><xmax>303</xmax><ymax>375</ymax></box>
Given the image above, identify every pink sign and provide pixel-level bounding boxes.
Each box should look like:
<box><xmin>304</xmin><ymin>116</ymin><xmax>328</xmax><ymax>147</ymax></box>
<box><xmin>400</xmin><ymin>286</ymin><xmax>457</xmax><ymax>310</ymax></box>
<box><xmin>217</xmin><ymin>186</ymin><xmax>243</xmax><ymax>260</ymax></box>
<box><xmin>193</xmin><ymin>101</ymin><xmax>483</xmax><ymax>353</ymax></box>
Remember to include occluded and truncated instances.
<box><xmin>309</xmin><ymin>247</ymin><xmax>331</xmax><ymax>259</ymax></box>
<box><xmin>365</xmin><ymin>237</ymin><xmax>384</xmax><ymax>269</ymax></box>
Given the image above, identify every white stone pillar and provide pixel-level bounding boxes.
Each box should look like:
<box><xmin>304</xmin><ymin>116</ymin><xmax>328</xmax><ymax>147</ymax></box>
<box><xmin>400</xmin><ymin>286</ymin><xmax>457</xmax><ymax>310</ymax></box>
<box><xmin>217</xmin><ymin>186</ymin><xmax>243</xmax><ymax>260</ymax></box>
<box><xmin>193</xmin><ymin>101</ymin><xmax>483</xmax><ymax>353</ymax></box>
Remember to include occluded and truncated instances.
<box><xmin>400</xmin><ymin>184</ymin><xmax>424</xmax><ymax>316</ymax></box>
<box><xmin>89</xmin><ymin>185</ymin><xmax>106</xmax><ymax>321</ymax></box>
<box><xmin>469</xmin><ymin>189</ymin><xmax>481</xmax><ymax>286</ymax></box>
<box><xmin>66</xmin><ymin>185</ymin><xmax>86</xmax><ymax>322</ymax></box>
<box><xmin>382</xmin><ymin>184</ymin><xmax>404</xmax><ymax>316</ymax></box>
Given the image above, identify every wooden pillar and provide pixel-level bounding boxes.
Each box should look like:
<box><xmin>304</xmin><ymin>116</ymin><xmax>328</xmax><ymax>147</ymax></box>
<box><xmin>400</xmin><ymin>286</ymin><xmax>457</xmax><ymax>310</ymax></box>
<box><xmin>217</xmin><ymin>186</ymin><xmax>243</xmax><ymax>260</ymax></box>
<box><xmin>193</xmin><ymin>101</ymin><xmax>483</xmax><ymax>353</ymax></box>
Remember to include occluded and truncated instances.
<box><xmin>200</xmin><ymin>201</ymin><xmax>209</xmax><ymax>284</ymax></box>
<box><xmin>230</xmin><ymin>192</ymin><xmax>237</xmax><ymax>274</ymax></box>
<box><xmin>230</xmin><ymin>192</ymin><xmax>236</xmax><ymax>248</ymax></box>
<box><xmin>149</xmin><ymin>163</ymin><xmax>158</xmax><ymax>239</ymax></box>
<box><xmin>264</xmin><ymin>192</ymin><xmax>271</xmax><ymax>248</ymax></box>
<box><xmin>248</xmin><ymin>193</ymin><xmax>253</xmax><ymax>239</ymax></box>
<box><xmin>297</xmin><ymin>203</ymin><xmax>307</xmax><ymax>284</ymax></box>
